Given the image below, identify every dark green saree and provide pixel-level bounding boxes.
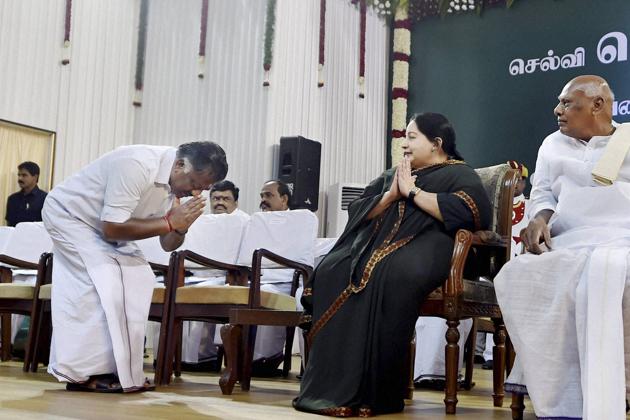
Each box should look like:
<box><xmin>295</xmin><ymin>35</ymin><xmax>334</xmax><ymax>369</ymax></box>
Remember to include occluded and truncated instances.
<box><xmin>293</xmin><ymin>161</ymin><xmax>491</xmax><ymax>417</ymax></box>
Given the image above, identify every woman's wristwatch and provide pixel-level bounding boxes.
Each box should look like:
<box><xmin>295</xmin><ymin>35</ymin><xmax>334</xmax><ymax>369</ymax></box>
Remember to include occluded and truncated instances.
<box><xmin>407</xmin><ymin>186</ymin><xmax>421</xmax><ymax>201</ymax></box>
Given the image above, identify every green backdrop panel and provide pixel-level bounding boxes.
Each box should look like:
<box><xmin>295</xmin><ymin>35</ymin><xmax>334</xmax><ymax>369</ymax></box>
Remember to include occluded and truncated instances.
<box><xmin>407</xmin><ymin>0</ymin><xmax>630</xmax><ymax>180</ymax></box>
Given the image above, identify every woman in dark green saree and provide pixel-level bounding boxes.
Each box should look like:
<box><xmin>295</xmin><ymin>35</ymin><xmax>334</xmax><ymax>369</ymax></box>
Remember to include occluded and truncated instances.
<box><xmin>293</xmin><ymin>113</ymin><xmax>491</xmax><ymax>417</ymax></box>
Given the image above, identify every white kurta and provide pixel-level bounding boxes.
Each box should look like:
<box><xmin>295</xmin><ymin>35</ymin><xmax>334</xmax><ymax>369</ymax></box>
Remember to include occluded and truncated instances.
<box><xmin>43</xmin><ymin>145</ymin><xmax>175</xmax><ymax>391</ymax></box>
<box><xmin>495</xmin><ymin>129</ymin><xmax>630</xmax><ymax>419</ymax></box>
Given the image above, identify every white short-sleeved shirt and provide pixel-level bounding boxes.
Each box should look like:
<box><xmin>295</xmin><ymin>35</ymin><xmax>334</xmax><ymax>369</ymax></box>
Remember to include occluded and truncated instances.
<box><xmin>48</xmin><ymin>145</ymin><xmax>176</xmax><ymax>233</ymax></box>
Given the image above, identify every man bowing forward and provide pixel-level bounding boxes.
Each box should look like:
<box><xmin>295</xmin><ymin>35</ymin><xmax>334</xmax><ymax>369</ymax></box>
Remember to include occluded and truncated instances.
<box><xmin>43</xmin><ymin>142</ymin><xmax>228</xmax><ymax>393</ymax></box>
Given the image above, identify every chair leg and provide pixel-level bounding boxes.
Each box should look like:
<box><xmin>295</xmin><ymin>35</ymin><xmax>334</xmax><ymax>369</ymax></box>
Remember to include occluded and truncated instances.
<box><xmin>165</xmin><ymin>319</ymin><xmax>182</xmax><ymax>384</ymax></box>
<box><xmin>240</xmin><ymin>325</ymin><xmax>257</xmax><ymax>392</ymax></box>
<box><xmin>154</xmin><ymin>319</ymin><xmax>169</xmax><ymax>386</ymax></box>
<box><xmin>444</xmin><ymin>319</ymin><xmax>460</xmax><ymax>414</ymax></box>
<box><xmin>510</xmin><ymin>393</ymin><xmax>525</xmax><ymax>420</ymax></box>
<box><xmin>282</xmin><ymin>326</ymin><xmax>295</xmax><ymax>378</ymax></box>
<box><xmin>215</xmin><ymin>344</ymin><xmax>225</xmax><ymax>372</ymax></box>
<box><xmin>23</xmin><ymin>298</ymin><xmax>43</xmax><ymax>372</ymax></box>
<box><xmin>461</xmin><ymin>318</ymin><xmax>477</xmax><ymax>390</ymax></box>
<box><xmin>29</xmin><ymin>306</ymin><xmax>46</xmax><ymax>372</ymax></box>
<box><xmin>492</xmin><ymin>318</ymin><xmax>507</xmax><ymax>407</ymax></box>
<box><xmin>174</xmin><ymin>324</ymin><xmax>183</xmax><ymax>378</ymax></box>
<box><xmin>158</xmin><ymin>316</ymin><xmax>180</xmax><ymax>386</ymax></box>
<box><xmin>219</xmin><ymin>324</ymin><xmax>242</xmax><ymax>395</ymax></box>
<box><xmin>1</xmin><ymin>314</ymin><xmax>11</xmax><ymax>361</ymax></box>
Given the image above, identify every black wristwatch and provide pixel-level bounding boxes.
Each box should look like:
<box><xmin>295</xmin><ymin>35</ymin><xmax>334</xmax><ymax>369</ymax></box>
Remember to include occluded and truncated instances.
<box><xmin>408</xmin><ymin>186</ymin><xmax>421</xmax><ymax>201</ymax></box>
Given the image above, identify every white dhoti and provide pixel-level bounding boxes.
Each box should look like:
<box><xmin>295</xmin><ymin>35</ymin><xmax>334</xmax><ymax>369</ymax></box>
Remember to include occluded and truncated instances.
<box><xmin>43</xmin><ymin>198</ymin><xmax>155</xmax><ymax>391</ymax></box>
<box><xmin>413</xmin><ymin>317</ymin><xmax>472</xmax><ymax>381</ymax></box>
<box><xmin>496</xmin><ymin>183</ymin><xmax>630</xmax><ymax>419</ymax></box>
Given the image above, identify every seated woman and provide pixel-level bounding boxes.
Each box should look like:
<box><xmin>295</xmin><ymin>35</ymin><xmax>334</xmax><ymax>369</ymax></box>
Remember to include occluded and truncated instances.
<box><xmin>293</xmin><ymin>112</ymin><xmax>491</xmax><ymax>417</ymax></box>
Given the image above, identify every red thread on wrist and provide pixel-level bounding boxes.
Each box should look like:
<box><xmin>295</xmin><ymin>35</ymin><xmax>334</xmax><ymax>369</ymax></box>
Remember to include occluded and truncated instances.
<box><xmin>163</xmin><ymin>215</ymin><xmax>173</xmax><ymax>232</ymax></box>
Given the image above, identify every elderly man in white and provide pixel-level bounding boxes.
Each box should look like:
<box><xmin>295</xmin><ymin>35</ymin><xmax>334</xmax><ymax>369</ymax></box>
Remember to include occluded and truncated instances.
<box><xmin>495</xmin><ymin>75</ymin><xmax>630</xmax><ymax>419</ymax></box>
<box><xmin>43</xmin><ymin>142</ymin><xmax>228</xmax><ymax>393</ymax></box>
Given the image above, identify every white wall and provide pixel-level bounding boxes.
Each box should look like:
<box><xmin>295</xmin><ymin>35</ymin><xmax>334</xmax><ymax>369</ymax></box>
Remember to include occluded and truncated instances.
<box><xmin>134</xmin><ymin>0</ymin><xmax>390</xmax><ymax>229</ymax></box>
<box><xmin>0</xmin><ymin>0</ymin><xmax>389</xmax><ymax>233</ymax></box>
<box><xmin>0</xmin><ymin>0</ymin><xmax>138</xmax><ymax>184</ymax></box>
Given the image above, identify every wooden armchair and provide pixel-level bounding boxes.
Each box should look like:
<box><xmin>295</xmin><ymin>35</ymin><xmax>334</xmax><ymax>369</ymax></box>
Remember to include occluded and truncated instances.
<box><xmin>416</xmin><ymin>163</ymin><xmax>519</xmax><ymax>414</ymax></box>
<box><xmin>154</xmin><ymin>248</ymin><xmax>256</xmax><ymax>387</ymax></box>
<box><xmin>156</xmin><ymin>210</ymin><xmax>317</xmax><ymax>394</ymax></box>
<box><xmin>0</xmin><ymin>223</ymin><xmax>52</xmax><ymax>366</ymax></box>
<box><xmin>221</xmin><ymin>247</ymin><xmax>311</xmax><ymax>394</ymax></box>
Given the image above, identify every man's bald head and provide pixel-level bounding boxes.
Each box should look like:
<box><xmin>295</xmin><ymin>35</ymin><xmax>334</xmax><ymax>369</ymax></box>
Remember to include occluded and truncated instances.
<box><xmin>554</xmin><ymin>75</ymin><xmax>615</xmax><ymax>141</ymax></box>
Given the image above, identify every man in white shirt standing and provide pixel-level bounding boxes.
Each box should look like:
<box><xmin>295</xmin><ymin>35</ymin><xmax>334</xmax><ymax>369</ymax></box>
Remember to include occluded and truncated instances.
<box><xmin>43</xmin><ymin>142</ymin><xmax>228</xmax><ymax>393</ymax></box>
<box><xmin>496</xmin><ymin>75</ymin><xmax>630</xmax><ymax>419</ymax></box>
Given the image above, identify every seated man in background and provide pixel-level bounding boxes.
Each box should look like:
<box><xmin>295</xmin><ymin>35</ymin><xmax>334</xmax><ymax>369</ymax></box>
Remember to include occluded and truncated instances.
<box><xmin>209</xmin><ymin>180</ymin><xmax>249</xmax><ymax>221</ymax></box>
<box><xmin>252</xmin><ymin>179</ymin><xmax>293</xmax><ymax>375</ymax></box>
<box><xmin>43</xmin><ymin>141</ymin><xmax>228</xmax><ymax>393</ymax></box>
<box><xmin>496</xmin><ymin>75</ymin><xmax>630</xmax><ymax>419</ymax></box>
<box><xmin>259</xmin><ymin>179</ymin><xmax>291</xmax><ymax>212</ymax></box>
<box><xmin>5</xmin><ymin>161</ymin><xmax>47</xmax><ymax>227</ymax></box>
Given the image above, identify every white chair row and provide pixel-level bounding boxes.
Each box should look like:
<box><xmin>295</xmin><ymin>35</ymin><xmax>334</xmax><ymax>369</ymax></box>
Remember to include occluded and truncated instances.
<box><xmin>137</xmin><ymin>210</ymin><xmax>323</xmax><ymax>281</ymax></box>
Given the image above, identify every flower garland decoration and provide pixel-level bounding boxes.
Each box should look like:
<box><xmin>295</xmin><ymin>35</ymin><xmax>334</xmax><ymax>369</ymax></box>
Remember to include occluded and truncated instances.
<box><xmin>353</xmin><ymin>0</ymin><xmax>517</xmax><ymax>21</ymax></box>
<box><xmin>263</xmin><ymin>0</ymin><xmax>277</xmax><ymax>87</ymax></box>
<box><xmin>358</xmin><ymin>0</ymin><xmax>367</xmax><ymax>98</ymax></box>
<box><xmin>409</xmin><ymin>0</ymin><xmax>516</xmax><ymax>20</ymax></box>
<box><xmin>318</xmin><ymin>0</ymin><xmax>326</xmax><ymax>87</ymax></box>
<box><xmin>370</xmin><ymin>0</ymin><xmax>394</xmax><ymax>16</ymax></box>
<box><xmin>133</xmin><ymin>0</ymin><xmax>149</xmax><ymax>107</ymax></box>
<box><xmin>390</xmin><ymin>1</ymin><xmax>410</xmax><ymax>166</ymax></box>
<box><xmin>61</xmin><ymin>0</ymin><xmax>72</xmax><ymax>65</ymax></box>
<box><xmin>446</xmin><ymin>0</ymin><xmax>476</xmax><ymax>13</ymax></box>
<box><xmin>197</xmin><ymin>0</ymin><xmax>209</xmax><ymax>79</ymax></box>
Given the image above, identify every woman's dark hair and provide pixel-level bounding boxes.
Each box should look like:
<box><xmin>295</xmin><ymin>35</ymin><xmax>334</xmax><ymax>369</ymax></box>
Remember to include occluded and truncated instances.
<box><xmin>411</xmin><ymin>113</ymin><xmax>464</xmax><ymax>160</ymax></box>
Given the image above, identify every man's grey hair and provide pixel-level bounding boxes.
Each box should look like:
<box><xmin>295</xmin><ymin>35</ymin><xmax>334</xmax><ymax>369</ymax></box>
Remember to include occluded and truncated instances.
<box><xmin>582</xmin><ymin>81</ymin><xmax>615</xmax><ymax>102</ymax></box>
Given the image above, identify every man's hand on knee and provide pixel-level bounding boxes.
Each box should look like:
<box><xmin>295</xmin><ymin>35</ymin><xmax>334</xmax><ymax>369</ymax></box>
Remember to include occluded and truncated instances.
<box><xmin>521</xmin><ymin>212</ymin><xmax>553</xmax><ymax>254</ymax></box>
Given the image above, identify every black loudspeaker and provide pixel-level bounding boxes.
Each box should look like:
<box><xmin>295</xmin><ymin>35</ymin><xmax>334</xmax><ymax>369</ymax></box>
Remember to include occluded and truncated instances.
<box><xmin>277</xmin><ymin>136</ymin><xmax>321</xmax><ymax>211</ymax></box>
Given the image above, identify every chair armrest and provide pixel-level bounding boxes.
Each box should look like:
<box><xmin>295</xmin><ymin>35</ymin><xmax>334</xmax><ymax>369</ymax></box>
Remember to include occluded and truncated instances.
<box><xmin>177</xmin><ymin>250</ymin><xmax>248</xmax><ymax>272</ymax></box>
<box><xmin>249</xmin><ymin>248</ymin><xmax>313</xmax><ymax>306</ymax></box>
<box><xmin>444</xmin><ymin>229</ymin><xmax>473</xmax><ymax>298</ymax></box>
<box><xmin>472</xmin><ymin>231</ymin><xmax>508</xmax><ymax>248</ymax></box>
<box><xmin>149</xmin><ymin>262</ymin><xmax>169</xmax><ymax>276</ymax></box>
<box><xmin>251</xmin><ymin>248</ymin><xmax>313</xmax><ymax>276</ymax></box>
<box><xmin>172</xmin><ymin>250</ymin><xmax>249</xmax><ymax>289</ymax></box>
<box><xmin>0</xmin><ymin>254</ymin><xmax>39</xmax><ymax>271</ymax></box>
